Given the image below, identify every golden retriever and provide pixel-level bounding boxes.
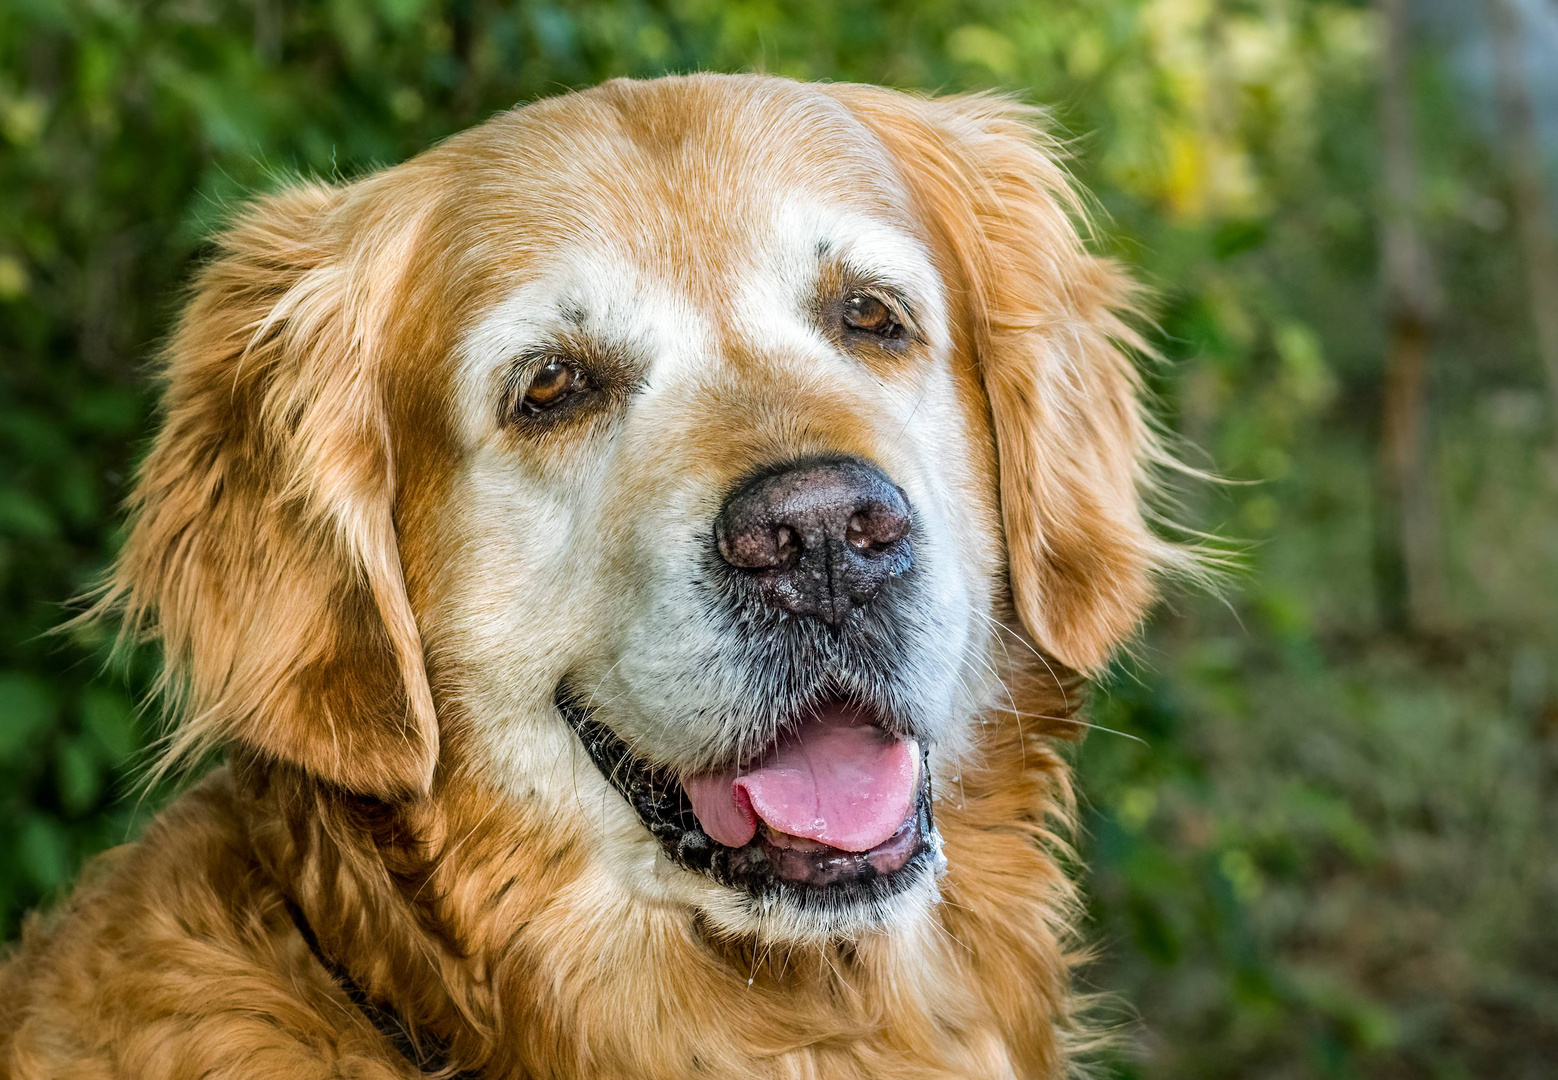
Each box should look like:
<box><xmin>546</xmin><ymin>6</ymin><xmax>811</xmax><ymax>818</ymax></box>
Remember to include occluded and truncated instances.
<box><xmin>0</xmin><ymin>74</ymin><xmax>1186</xmax><ymax>1079</ymax></box>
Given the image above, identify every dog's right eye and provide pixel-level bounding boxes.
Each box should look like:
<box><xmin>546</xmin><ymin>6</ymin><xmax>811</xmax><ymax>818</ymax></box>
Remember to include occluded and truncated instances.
<box><xmin>519</xmin><ymin>359</ymin><xmax>590</xmax><ymax>415</ymax></box>
<box><xmin>843</xmin><ymin>294</ymin><xmax>897</xmax><ymax>336</ymax></box>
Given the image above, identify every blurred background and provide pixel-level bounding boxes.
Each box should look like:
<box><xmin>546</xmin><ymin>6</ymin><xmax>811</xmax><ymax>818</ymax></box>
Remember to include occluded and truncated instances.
<box><xmin>2</xmin><ymin>0</ymin><xmax>1556</xmax><ymax>1075</ymax></box>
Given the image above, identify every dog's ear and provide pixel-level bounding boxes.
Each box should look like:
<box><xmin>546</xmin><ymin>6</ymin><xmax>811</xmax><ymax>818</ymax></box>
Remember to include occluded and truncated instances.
<box><xmin>104</xmin><ymin>179</ymin><xmax>439</xmax><ymax>799</ymax></box>
<box><xmin>833</xmin><ymin>87</ymin><xmax>1185</xmax><ymax>674</ymax></box>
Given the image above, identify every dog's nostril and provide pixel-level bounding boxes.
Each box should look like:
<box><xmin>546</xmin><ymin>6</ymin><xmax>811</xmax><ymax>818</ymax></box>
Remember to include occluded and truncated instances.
<box><xmin>718</xmin><ymin>525</ymin><xmax>773</xmax><ymax>569</ymax></box>
<box><xmin>847</xmin><ymin>503</ymin><xmax>911</xmax><ymax>552</ymax></box>
<box><xmin>714</xmin><ymin>456</ymin><xmax>915</xmax><ymax>623</ymax></box>
<box><xmin>846</xmin><ymin>514</ymin><xmax>871</xmax><ymax>550</ymax></box>
<box><xmin>774</xmin><ymin>525</ymin><xmax>798</xmax><ymax>564</ymax></box>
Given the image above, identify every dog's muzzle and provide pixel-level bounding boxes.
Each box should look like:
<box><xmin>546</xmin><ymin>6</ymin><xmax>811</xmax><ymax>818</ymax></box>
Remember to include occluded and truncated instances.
<box><xmin>556</xmin><ymin>454</ymin><xmax>945</xmax><ymax>912</ymax></box>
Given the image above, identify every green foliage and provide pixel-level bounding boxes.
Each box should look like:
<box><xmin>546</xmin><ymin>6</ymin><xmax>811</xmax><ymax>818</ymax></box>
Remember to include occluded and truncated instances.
<box><xmin>3</xmin><ymin>0</ymin><xmax>1555</xmax><ymax>1075</ymax></box>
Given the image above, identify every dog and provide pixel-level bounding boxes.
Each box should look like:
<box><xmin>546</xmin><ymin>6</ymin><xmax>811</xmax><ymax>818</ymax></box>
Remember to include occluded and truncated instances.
<box><xmin>0</xmin><ymin>74</ymin><xmax>1187</xmax><ymax>1079</ymax></box>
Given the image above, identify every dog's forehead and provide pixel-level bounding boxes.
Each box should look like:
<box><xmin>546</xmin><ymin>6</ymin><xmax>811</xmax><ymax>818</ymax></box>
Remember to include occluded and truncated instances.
<box><xmin>486</xmin><ymin>74</ymin><xmax>917</xmax><ymax>241</ymax></box>
<box><xmin>447</xmin><ymin>77</ymin><xmax>946</xmax><ymax>408</ymax></box>
<box><xmin>458</xmin><ymin>80</ymin><xmax>927</xmax><ymax>279</ymax></box>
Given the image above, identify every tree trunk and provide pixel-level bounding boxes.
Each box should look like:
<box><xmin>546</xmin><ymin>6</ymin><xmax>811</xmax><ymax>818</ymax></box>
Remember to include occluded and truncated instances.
<box><xmin>1375</xmin><ymin>0</ymin><xmax>1446</xmax><ymax>635</ymax></box>
<box><xmin>1489</xmin><ymin>0</ymin><xmax>1558</xmax><ymax>426</ymax></box>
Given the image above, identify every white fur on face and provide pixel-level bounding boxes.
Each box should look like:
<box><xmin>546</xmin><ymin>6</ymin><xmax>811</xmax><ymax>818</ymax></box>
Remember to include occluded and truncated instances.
<box><xmin>432</xmin><ymin>188</ymin><xmax>1004</xmax><ymax>944</ymax></box>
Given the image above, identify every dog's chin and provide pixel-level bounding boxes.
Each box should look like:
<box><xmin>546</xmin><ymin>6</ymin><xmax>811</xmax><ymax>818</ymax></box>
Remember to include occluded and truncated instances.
<box><xmin>557</xmin><ymin>688</ymin><xmax>947</xmax><ymax>944</ymax></box>
<box><xmin>685</xmin><ymin>840</ymin><xmax>945</xmax><ymax>944</ymax></box>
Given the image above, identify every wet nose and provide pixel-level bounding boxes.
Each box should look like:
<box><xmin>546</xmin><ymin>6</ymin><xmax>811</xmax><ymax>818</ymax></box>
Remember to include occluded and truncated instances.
<box><xmin>714</xmin><ymin>457</ymin><xmax>914</xmax><ymax>624</ymax></box>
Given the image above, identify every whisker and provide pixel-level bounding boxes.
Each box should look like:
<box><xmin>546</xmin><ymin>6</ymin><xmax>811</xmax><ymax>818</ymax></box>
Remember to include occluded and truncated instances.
<box><xmin>414</xmin><ymin>798</ymin><xmax>505</xmax><ymax>902</ymax></box>
<box><xmin>989</xmin><ymin>704</ymin><xmax>1149</xmax><ymax>747</ymax></box>
<box><xmin>974</xmin><ymin>610</ymin><xmax>1073</xmax><ymax>715</ymax></box>
<box><xmin>927</xmin><ymin>913</ymin><xmax>974</xmax><ymax>956</ymax></box>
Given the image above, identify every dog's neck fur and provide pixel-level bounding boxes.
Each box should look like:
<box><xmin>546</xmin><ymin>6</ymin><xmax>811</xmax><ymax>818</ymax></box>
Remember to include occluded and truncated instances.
<box><xmin>235</xmin><ymin>675</ymin><xmax>1087</xmax><ymax>1080</ymax></box>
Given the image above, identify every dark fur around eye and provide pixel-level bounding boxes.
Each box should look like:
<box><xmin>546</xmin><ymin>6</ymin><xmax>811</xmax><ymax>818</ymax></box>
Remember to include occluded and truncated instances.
<box><xmin>842</xmin><ymin>294</ymin><xmax>902</xmax><ymax>337</ymax></box>
<box><xmin>822</xmin><ymin>275</ymin><xmax>916</xmax><ymax>352</ymax></box>
<box><xmin>499</xmin><ymin>345</ymin><xmax>639</xmax><ymax>432</ymax></box>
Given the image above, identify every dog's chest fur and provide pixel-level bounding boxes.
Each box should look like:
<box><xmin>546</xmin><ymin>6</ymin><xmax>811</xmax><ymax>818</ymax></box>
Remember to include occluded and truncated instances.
<box><xmin>0</xmin><ymin>702</ymin><xmax>1081</xmax><ymax>1080</ymax></box>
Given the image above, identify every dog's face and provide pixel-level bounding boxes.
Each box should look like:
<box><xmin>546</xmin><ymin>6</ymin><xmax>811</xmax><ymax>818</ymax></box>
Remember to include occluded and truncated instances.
<box><xmin>114</xmin><ymin>76</ymin><xmax>1175</xmax><ymax>946</ymax></box>
<box><xmin>426</xmin><ymin>82</ymin><xmax>1001</xmax><ymax>939</ymax></box>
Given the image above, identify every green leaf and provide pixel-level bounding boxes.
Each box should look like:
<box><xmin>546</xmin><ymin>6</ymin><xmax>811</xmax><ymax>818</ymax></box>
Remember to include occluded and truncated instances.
<box><xmin>56</xmin><ymin>736</ymin><xmax>104</xmax><ymax>815</ymax></box>
<box><xmin>80</xmin><ymin>685</ymin><xmax>140</xmax><ymax>761</ymax></box>
<box><xmin>0</xmin><ymin>489</ymin><xmax>58</xmax><ymax>539</ymax></box>
<box><xmin>0</xmin><ymin>672</ymin><xmax>58</xmax><ymax>761</ymax></box>
<box><xmin>18</xmin><ymin>815</ymin><xmax>73</xmax><ymax>891</ymax></box>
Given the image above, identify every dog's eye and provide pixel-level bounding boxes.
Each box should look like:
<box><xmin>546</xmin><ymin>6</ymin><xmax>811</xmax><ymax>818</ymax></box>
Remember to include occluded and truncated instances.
<box><xmin>520</xmin><ymin>360</ymin><xmax>590</xmax><ymax>414</ymax></box>
<box><xmin>842</xmin><ymin>294</ymin><xmax>903</xmax><ymax>339</ymax></box>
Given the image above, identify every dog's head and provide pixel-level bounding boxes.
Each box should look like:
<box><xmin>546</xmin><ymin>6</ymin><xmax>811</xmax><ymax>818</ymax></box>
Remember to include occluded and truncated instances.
<box><xmin>110</xmin><ymin>75</ymin><xmax>1180</xmax><ymax>943</ymax></box>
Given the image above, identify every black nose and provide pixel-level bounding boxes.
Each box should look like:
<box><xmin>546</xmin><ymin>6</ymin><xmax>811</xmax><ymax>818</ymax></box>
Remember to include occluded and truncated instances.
<box><xmin>714</xmin><ymin>457</ymin><xmax>914</xmax><ymax>624</ymax></box>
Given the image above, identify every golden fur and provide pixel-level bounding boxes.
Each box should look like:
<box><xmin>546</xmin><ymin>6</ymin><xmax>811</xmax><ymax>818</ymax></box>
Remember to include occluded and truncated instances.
<box><xmin>0</xmin><ymin>75</ymin><xmax>1182</xmax><ymax>1078</ymax></box>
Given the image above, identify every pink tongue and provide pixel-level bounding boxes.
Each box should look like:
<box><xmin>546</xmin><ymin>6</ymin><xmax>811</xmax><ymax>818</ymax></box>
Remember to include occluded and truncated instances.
<box><xmin>682</xmin><ymin>705</ymin><xmax>918</xmax><ymax>853</ymax></box>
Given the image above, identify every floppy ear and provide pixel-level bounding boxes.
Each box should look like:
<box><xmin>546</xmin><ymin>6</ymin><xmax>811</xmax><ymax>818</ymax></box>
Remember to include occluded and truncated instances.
<box><xmin>104</xmin><ymin>179</ymin><xmax>439</xmax><ymax>799</ymax></box>
<box><xmin>832</xmin><ymin>87</ymin><xmax>1185</xmax><ymax>674</ymax></box>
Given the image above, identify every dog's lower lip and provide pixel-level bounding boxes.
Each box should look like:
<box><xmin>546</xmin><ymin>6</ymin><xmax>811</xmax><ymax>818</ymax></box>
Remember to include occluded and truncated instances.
<box><xmin>758</xmin><ymin>808</ymin><xmax>922</xmax><ymax>885</ymax></box>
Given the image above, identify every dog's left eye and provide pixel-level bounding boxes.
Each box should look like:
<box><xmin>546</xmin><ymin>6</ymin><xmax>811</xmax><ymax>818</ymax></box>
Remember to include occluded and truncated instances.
<box><xmin>520</xmin><ymin>359</ymin><xmax>591</xmax><ymax>414</ymax></box>
<box><xmin>842</xmin><ymin>294</ymin><xmax>904</xmax><ymax>340</ymax></box>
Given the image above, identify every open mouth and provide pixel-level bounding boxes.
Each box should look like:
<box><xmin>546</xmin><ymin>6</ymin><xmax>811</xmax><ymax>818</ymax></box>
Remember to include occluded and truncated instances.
<box><xmin>557</xmin><ymin>689</ymin><xmax>937</xmax><ymax>907</ymax></box>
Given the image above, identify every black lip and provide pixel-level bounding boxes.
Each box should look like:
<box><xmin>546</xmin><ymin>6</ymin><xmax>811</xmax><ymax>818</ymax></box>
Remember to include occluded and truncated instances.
<box><xmin>556</xmin><ymin>685</ymin><xmax>936</xmax><ymax>908</ymax></box>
